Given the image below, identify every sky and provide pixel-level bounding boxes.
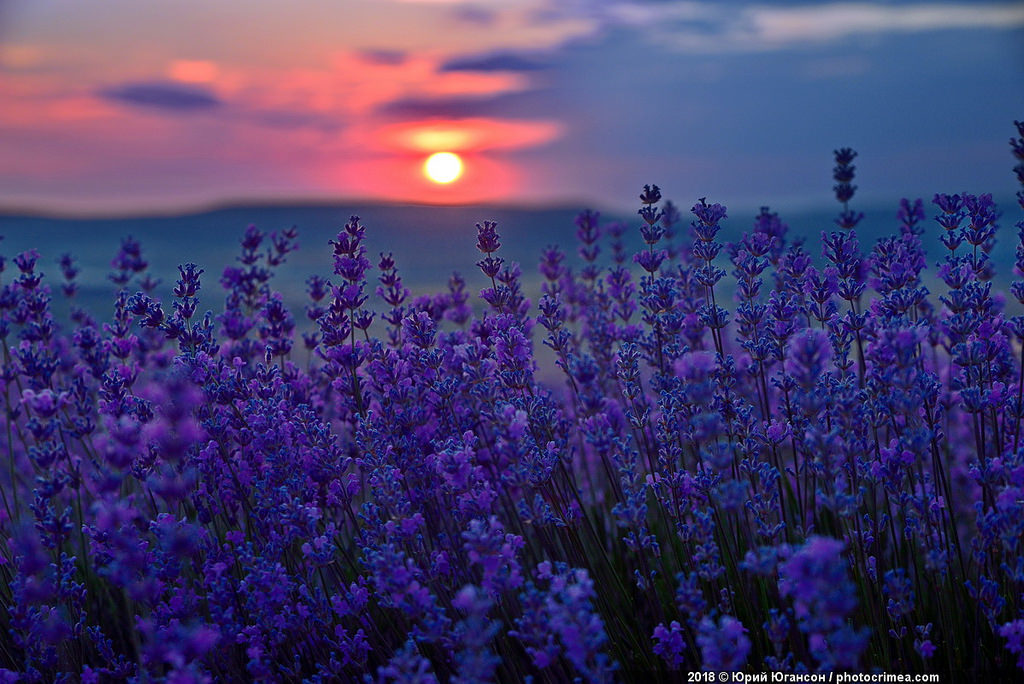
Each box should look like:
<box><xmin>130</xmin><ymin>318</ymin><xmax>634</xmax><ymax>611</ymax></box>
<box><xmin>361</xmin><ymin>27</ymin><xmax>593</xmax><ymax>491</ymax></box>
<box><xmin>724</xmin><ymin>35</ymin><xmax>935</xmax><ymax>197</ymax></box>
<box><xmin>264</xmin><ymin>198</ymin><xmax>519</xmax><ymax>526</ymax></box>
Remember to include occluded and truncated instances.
<box><xmin>0</xmin><ymin>0</ymin><xmax>1022</xmax><ymax>214</ymax></box>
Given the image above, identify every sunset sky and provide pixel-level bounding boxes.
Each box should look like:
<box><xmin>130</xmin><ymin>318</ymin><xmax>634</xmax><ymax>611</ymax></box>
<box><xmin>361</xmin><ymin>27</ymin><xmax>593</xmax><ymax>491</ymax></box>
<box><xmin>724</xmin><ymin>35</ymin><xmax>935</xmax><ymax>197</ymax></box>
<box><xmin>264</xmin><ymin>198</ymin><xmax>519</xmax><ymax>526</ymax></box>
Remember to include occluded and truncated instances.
<box><xmin>1</xmin><ymin>0</ymin><xmax>1022</xmax><ymax>213</ymax></box>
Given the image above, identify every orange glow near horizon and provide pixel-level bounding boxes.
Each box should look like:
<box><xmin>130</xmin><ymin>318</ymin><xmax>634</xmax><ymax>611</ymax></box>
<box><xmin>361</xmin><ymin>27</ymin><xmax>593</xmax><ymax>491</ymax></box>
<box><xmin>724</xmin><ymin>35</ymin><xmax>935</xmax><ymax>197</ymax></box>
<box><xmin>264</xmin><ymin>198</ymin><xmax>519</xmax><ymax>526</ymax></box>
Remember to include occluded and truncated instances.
<box><xmin>327</xmin><ymin>116</ymin><xmax>561</xmax><ymax>203</ymax></box>
<box><xmin>327</xmin><ymin>151</ymin><xmax>517</xmax><ymax>206</ymax></box>
<box><xmin>380</xmin><ymin>118</ymin><xmax>563</xmax><ymax>154</ymax></box>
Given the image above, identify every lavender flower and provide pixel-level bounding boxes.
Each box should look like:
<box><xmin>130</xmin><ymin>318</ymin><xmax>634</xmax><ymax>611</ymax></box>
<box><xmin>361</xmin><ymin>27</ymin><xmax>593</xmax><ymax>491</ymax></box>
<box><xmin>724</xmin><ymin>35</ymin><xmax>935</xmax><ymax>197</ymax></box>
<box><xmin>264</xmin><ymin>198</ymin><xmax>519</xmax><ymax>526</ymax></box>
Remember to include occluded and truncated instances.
<box><xmin>2</xmin><ymin>124</ymin><xmax>1024</xmax><ymax>681</ymax></box>
<box><xmin>697</xmin><ymin>615</ymin><xmax>751</xmax><ymax>671</ymax></box>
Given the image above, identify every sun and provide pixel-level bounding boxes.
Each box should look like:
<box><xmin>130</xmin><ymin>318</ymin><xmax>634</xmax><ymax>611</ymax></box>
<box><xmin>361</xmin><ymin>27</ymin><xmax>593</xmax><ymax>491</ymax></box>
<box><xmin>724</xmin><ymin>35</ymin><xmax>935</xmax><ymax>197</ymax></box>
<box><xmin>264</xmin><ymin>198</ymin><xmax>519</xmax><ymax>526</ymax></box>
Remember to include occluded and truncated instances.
<box><xmin>424</xmin><ymin>151</ymin><xmax>463</xmax><ymax>184</ymax></box>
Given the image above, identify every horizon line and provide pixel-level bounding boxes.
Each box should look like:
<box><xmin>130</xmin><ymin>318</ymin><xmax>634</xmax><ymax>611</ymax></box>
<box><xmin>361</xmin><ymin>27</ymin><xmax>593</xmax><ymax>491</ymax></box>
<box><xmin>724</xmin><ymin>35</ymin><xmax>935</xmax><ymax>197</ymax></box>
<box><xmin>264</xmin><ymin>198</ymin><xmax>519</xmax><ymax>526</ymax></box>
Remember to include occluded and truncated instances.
<box><xmin>0</xmin><ymin>192</ymin><xmax>972</xmax><ymax>223</ymax></box>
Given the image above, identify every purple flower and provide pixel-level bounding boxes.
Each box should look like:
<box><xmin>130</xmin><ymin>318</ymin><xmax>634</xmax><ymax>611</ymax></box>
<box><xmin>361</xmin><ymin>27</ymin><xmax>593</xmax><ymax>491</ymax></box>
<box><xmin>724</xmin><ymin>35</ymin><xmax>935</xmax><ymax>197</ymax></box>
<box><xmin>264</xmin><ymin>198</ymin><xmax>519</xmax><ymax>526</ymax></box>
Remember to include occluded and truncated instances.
<box><xmin>697</xmin><ymin>615</ymin><xmax>750</xmax><ymax>671</ymax></box>
<box><xmin>639</xmin><ymin>184</ymin><xmax>662</xmax><ymax>205</ymax></box>
<box><xmin>375</xmin><ymin>640</ymin><xmax>438</xmax><ymax>683</ymax></box>
<box><xmin>652</xmin><ymin>621</ymin><xmax>686</xmax><ymax>669</ymax></box>
<box><xmin>451</xmin><ymin>585</ymin><xmax>500</xmax><ymax>684</ymax></box>
<box><xmin>778</xmin><ymin>537</ymin><xmax>868</xmax><ymax>669</ymax></box>
<box><xmin>778</xmin><ymin>537</ymin><xmax>857</xmax><ymax>631</ymax></box>
<box><xmin>511</xmin><ymin>563</ymin><xmax>617</xmax><ymax>682</ymax></box>
<box><xmin>1000</xmin><ymin>620</ymin><xmax>1024</xmax><ymax>670</ymax></box>
<box><xmin>475</xmin><ymin>220</ymin><xmax>501</xmax><ymax>254</ymax></box>
<box><xmin>692</xmin><ymin>198</ymin><xmax>727</xmax><ymax>239</ymax></box>
<box><xmin>462</xmin><ymin>516</ymin><xmax>524</xmax><ymax>596</ymax></box>
<box><xmin>832</xmin><ymin>147</ymin><xmax>858</xmax><ymax>207</ymax></box>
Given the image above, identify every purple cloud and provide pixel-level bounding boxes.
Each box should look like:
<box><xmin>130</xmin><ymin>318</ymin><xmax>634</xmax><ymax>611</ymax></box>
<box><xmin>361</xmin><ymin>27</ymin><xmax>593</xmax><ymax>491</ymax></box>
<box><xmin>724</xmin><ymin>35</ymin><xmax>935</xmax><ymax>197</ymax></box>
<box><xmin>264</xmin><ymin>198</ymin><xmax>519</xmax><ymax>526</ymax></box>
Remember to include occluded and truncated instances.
<box><xmin>451</xmin><ymin>6</ymin><xmax>497</xmax><ymax>26</ymax></box>
<box><xmin>440</xmin><ymin>52</ymin><xmax>548</xmax><ymax>73</ymax></box>
<box><xmin>98</xmin><ymin>81</ymin><xmax>221</xmax><ymax>111</ymax></box>
<box><xmin>358</xmin><ymin>49</ymin><xmax>407</xmax><ymax>66</ymax></box>
<box><xmin>247</xmin><ymin>108</ymin><xmax>343</xmax><ymax>132</ymax></box>
<box><xmin>376</xmin><ymin>92</ymin><xmax>530</xmax><ymax>119</ymax></box>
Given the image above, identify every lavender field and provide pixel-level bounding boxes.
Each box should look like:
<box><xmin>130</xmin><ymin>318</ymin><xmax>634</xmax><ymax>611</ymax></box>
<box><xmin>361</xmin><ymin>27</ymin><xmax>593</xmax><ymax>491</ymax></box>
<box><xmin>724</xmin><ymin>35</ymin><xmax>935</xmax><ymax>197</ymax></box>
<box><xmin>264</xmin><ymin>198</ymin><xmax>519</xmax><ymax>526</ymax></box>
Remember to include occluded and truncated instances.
<box><xmin>2</xmin><ymin>127</ymin><xmax>1024</xmax><ymax>682</ymax></box>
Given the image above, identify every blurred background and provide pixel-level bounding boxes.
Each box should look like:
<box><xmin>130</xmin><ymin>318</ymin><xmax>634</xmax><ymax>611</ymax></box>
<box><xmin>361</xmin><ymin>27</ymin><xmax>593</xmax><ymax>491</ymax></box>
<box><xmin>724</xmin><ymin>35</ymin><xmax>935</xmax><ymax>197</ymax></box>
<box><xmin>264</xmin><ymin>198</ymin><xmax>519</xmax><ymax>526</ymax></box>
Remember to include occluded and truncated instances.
<box><xmin>1</xmin><ymin>0</ymin><xmax>1023</xmax><ymax>316</ymax></box>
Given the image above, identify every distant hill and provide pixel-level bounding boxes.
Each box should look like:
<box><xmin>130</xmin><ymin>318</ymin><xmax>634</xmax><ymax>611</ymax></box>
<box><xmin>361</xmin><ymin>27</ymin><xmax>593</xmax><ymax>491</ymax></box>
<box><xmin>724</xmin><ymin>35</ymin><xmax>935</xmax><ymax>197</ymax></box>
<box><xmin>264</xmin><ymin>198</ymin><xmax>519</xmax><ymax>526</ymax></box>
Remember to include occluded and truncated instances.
<box><xmin>2</xmin><ymin>198</ymin><xmax>1019</xmax><ymax>320</ymax></box>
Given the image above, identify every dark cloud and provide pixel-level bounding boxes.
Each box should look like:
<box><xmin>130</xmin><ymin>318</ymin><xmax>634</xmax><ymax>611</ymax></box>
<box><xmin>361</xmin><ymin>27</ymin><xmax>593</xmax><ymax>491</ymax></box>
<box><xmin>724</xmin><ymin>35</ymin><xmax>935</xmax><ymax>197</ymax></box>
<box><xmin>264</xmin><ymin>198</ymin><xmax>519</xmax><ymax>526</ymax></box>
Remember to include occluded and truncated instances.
<box><xmin>98</xmin><ymin>81</ymin><xmax>221</xmax><ymax>111</ymax></box>
<box><xmin>377</xmin><ymin>96</ymin><xmax>494</xmax><ymax>119</ymax></box>
<box><xmin>357</xmin><ymin>49</ymin><xmax>407</xmax><ymax>66</ymax></box>
<box><xmin>439</xmin><ymin>52</ymin><xmax>549</xmax><ymax>73</ymax></box>
<box><xmin>97</xmin><ymin>79</ymin><xmax>344</xmax><ymax>132</ymax></box>
<box><xmin>376</xmin><ymin>91</ymin><xmax>536</xmax><ymax>119</ymax></box>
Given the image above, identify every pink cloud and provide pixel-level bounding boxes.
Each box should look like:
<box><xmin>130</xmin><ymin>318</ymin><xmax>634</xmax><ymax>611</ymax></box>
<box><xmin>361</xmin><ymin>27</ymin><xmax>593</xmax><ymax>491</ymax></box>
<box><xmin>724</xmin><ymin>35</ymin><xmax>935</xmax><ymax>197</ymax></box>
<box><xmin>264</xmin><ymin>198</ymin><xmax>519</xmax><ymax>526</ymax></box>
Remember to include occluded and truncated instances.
<box><xmin>0</xmin><ymin>0</ymin><xmax>587</xmax><ymax>210</ymax></box>
<box><xmin>167</xmin><ymin>60</ymin><xmax>220</xmax><ymax>84</ymax></box>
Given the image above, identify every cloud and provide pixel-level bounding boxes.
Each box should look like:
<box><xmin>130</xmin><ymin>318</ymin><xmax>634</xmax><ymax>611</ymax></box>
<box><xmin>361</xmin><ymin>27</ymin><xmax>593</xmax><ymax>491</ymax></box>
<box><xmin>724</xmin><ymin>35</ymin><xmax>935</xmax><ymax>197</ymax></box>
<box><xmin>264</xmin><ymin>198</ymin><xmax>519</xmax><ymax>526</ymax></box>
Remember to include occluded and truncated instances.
<box><xmin>375</xmin><ymin>92</ymin><xmax>527</xmax><ymax>119</ymax></box>
<box><xmin>167</xmin><ymin>60</ymin><xmax>220</xmax><ymax>84</ymax></box>
<box><xmin>98</xmin><ymin>81</ymin><xmax>221</xmax><ymax>111</ymax></box>
<box><xmin>0</xmin><ymin>44</ymin><xmax>50</xmax><ymax>72</ymax></box>
<box><xmin>749</xmin><ymin>3</ymin><xmax>1024</xmax><ymax>45</ymax></box>
<box><xmin>95</xmin><ymin>78</ymin><xmax>342</xmax><ymax>132</ymax></box>
<box><xmin>451</xmin><ymin>6</ymin><xmax>499</xmax><ymax>25</ymax></box>
<box><xmin>357</xmin><ymin>49</ymin><xmax>408</xmax><ymax>66</ymax></box>
<box><xmin>601</xmin><ymin>1</ymin><xmax>1024</xmax><ymax>52</ymax></box>
<box><xmin>440</xmin><ymin>51</ymin><xmax>549</xmax><ymax>72</ymax></box>
<box><xmin>244</xmin><ymin>108</ymin><xmax>344</xmax><ymax>133</ymax></box>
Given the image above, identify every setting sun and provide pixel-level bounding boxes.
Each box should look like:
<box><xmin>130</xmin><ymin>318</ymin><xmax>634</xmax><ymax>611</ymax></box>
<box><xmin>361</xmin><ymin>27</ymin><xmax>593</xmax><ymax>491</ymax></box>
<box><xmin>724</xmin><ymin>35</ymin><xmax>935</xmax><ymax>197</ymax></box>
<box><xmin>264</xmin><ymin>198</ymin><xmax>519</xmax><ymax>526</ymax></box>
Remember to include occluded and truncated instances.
<box><xmin>424</xmin><ymin>151</ymin><xmax>463</xmax><ymax>184</ymax></box>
